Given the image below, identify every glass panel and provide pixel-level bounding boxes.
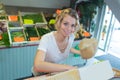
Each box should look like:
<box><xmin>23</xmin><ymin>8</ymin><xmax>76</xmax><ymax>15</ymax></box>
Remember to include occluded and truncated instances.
<box><xmin>98</xmin><ymin>5</ymin><xmax>112</xmax><ymax>51</ymax></box>
<box><xmin>108</xmin><ymin>16</ymin><xmax>120</xmax><ymax>58</ymax></box>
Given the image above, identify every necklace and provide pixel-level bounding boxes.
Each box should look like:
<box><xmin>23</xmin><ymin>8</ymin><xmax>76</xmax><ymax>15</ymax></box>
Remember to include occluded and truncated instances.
<box><xmin>57</xmin><ymin>41</ymin><xmax>68</xmax><ymax>53</ymax></box>
<box><xmin>54</xmin><ymin>32</ymin><xmax>69</xmax><ymax>52</ymax></box>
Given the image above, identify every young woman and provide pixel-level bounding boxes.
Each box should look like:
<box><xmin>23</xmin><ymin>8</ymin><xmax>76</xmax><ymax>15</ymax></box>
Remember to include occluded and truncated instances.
<box><xmin>32</xmin><ymin>8</ymin><xmax>120</xmax><ymax>78</ymax></box>
<box><xmin>32</xmin><ymin>8</ymin><xmax>81</xmax><ymax>76</ymax></box>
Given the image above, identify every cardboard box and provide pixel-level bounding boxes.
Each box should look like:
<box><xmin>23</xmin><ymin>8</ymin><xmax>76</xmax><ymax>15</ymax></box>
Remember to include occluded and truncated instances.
<box><xmin>25</xmin><ymin>60</ymin><xmax>114</xmax><ymax>80</ymax></box>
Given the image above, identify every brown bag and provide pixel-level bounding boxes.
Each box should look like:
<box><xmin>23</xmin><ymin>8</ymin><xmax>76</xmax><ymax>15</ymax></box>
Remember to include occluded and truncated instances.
<box><xmin>79</xmin><ymin>38</ymin><xmax>98</xmax><ymax>59</ymax></box>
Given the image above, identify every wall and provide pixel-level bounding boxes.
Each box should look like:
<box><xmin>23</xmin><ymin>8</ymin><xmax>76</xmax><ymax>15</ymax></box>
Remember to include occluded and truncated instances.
<box><xmin>1</xmin><ymin>0</ymin><xmax>70</xmax><ymax>9</ymax></box>
<box><xmin>104</xmin><ymin>0</ymin><xmax>120</xmax><ymax>22</ymax></box>
<box><xmin>0</xmin><ymin>46</ymin><xmax>37</xmax><ymax>80</ymax></box>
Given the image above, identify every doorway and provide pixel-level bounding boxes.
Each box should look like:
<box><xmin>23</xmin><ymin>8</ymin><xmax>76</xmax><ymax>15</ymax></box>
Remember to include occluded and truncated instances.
<box><xmin>97</xmin><ymin>5</ymin><xmax>120</xmax><ymax>58</ymax></box>
<box><xmin>98</xmin><ymin>5</ymin><xmax>112</xmax><ymax>52</ymax></box>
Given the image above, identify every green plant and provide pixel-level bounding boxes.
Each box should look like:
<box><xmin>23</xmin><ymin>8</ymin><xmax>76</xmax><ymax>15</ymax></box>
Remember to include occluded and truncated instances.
<box><xmin>2</xmin><ymin>32</ymin><xmax>10</xmax><ymax>47</ymax></box>
<box><xmin>76</xmin><ymin>0</ymin><xmax>104</xmax><ymax>31</ymax></box>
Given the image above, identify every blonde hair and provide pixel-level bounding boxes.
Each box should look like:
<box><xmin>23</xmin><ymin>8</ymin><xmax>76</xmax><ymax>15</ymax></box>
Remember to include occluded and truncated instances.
<box><xmin>55</xmin><ymin>8</ymin><xmax>80</xmax><ymax>33</ymax></box>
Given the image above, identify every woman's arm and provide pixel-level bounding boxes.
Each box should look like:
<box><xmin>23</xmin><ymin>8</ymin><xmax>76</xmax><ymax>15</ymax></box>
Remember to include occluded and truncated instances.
<box><xmin>70</xmin><ymin>48</ymin><xmax>81</xmax><ymax>55</ymax></box>
<box><xmin>33</xmin><ymin>50</ymin><xmax>76</xmax><ymax>73</ymax></box>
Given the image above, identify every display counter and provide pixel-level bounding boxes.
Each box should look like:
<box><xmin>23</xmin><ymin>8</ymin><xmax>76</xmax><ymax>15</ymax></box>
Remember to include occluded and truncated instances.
<box><xmin>0</xmin><ymin>10</ymin><xmax>50</xmax><ymax>48</ymax></box>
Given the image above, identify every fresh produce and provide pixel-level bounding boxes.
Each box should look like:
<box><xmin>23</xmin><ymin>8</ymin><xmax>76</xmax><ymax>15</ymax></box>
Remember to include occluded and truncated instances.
<box><xmin>37</xmin><ymin>27</ymin><xmax>50</xmax><ymax>36</ymax></box>
<box><xmin>25</xmin><ymin>27</ymin><xmax>38</xmax><ymax>41</ymax></box>
<box><xmin>8</xmin><ymin>23</ymin><xmax>15</xmax><ymax>27</ymax></box>
<box><xmin>0</xmin><ymin>16</ymin><xmax>6</xmax><ymax>20</ymax></box>
<box><xmin>8</xmin><ymin>15</ymin><xmax>19</xmax><ymax>22</ymax></box>
<box><xmin>14</xmin><ymin>37</ymin><xmax>24</xmax><ymax>42</ymax></box>
<box><xmin>1</xmin><ymin>32</ymin><xmax>10</xmax><ymax>47</ymax></box>
<box><xmin>22</xmin><ymin>14</ymin><xmax>44</xmax><ymax>24</ymax></box>
<box><xmin>11</xmin><ymin>31</ymin><xmax>25</xmax><ymax>42</ymax></box>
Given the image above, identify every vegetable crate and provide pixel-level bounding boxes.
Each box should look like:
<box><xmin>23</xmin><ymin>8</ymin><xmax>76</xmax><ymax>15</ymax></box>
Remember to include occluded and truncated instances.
<box><xmin>19</xmin><ymin>11</ymin><xmax>47</xmax><ymax>27</ymax></box>
<box><xmin>24</xmin><ymin>24</ymin><xmax>40</xmax><ymax>45</ymax></box>
<box><xmin>7</xmin><ymin>15</ymin><xmax>23</xmax><ymax>29</ymax></box>
<box><xmin>8</xmin><ymin>28</ymin><xmax>27</xmax><ymax>46</ymax></box>
<box><xmin>36</xmin><ymin>25</ymin><xmax>51</xmax><ymax>38</ymax></box>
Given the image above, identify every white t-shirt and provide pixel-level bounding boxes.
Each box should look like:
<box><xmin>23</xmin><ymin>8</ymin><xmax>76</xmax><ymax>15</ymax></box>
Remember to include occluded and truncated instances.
<box><xmin>38</xmin><ymin>31</ymin><xmax>75</xmax><ymax>63</ymax></box>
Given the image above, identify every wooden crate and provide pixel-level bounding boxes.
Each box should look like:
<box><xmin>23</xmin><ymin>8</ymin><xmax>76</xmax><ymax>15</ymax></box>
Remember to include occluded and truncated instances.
<box><xmin>7</xmin><ymin>15</ymin><xmax>23</xmax><ymax>29</ymax></box>
<box><xmin>24</xmin><ymin>24</ymin><xmax>40</xmax><ymax>45</ymax></box>
<box><xmin>8</xmin><ymin>27</ymin><xmax>27</xmax><ymax>46</ymax></box>
<box><xmin>19</xmin><ymin>11</ymin><xmax>47</xmax><ymax>27</ymax></box>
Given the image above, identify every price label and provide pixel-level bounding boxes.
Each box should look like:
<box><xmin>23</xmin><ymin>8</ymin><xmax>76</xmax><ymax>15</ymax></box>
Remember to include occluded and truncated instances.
<box><xmin>24</xmin><ymin>19</ymin><xmax>34</xmax><ymax>24</ymax></box>
<box><xmin>8</xmin><ymin>15</ymin><xmax>18</xmax><ymax>21</ymax></box>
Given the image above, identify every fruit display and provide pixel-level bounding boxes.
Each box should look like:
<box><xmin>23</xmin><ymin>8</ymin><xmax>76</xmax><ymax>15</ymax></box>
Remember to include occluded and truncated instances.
<box><xmin>22</xmin><ymin>13</ymin><xmax>44</xmax><ymax>24</ymax></box>
<box><xmin>8</xmin><ymin>15</ymin><xmax>19</xmax><ymax>21</ymax></box>
<box><xmin>10</xmin><ymin>30</ymin><xmax>25</xmax><ymax>42</ymax></box>
<box><xmin>0</xmin><ymin>32</ymin><xmax>10</xmax><ymax>47</ymax></box>
<box><xmin>25</xmin><ymin>26</ymin><xmax>39</xmax><ymax>41</ymax></box>
<box><xmin>7</xmin><ymin>15</ymin><xmax>22</xmax><ymax>28</ymax></box>
<box><xmin>0</xmin><ymin>20</ymin><xmax>10</xmax><ymax>47</ymax></box>
<box><xmin>37</xmin><ymin>27</ymin><xmax>50</xmax><ymax>36</ymax></box>
<box><xmin>0</xmin><ymin>10</ymin><xmax>50</xmax><ymax>47</ymax></box>
<box><xmin>27</xmin><ymin>14</ymin><xmax>43</xmax><ymax>22</ymax></box>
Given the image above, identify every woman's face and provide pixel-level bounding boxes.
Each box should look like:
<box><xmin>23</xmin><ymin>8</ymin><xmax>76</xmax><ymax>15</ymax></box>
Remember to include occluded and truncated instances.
<box><xmin>59</xmin><ymin>15</ymin><xmax>76</xmax><ymax>37</ymax></box>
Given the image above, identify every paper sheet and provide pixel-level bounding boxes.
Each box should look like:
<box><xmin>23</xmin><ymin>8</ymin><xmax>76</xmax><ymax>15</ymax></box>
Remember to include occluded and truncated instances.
<box><xmin>78</xmin><ymin>60</ymin><xmax>114</xmax><ymax>80</ymax></box>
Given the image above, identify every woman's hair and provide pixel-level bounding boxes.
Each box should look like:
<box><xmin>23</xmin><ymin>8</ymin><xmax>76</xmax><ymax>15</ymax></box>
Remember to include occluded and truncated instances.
<box><xmin>55</xmin><ymin>8</ymin><xmax>80</xmax><ymax>33</ymax></box>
